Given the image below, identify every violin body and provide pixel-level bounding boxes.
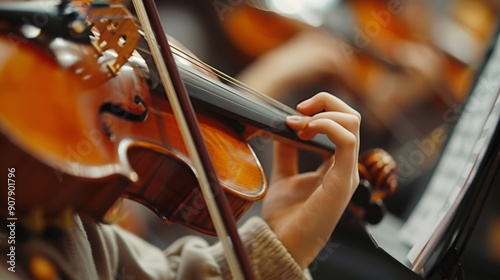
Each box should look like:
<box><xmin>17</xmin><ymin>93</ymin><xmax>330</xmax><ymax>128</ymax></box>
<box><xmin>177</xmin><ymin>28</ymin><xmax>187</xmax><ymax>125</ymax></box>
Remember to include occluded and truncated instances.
<box><xmin>0</xmin><ymin>30</ymin><xmax>265</xmax><ymax>235</ymax></box>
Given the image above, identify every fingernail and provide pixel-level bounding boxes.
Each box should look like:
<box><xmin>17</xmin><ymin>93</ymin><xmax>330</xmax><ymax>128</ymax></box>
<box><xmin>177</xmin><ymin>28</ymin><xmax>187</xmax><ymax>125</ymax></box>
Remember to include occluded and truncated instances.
<box><xmin>307</xmin><ymin>119</ymin><xmax>319</xmax><ymax>127</ymax></box>
<box><xmin>286</xmin><ymin>115</ymin><xmax>302</xmax><ymax>122</ymax></box>
<box><xmin>297</xmin><ymin>98</ymin><xmax>311</xmax><ymax>108</ymax></box>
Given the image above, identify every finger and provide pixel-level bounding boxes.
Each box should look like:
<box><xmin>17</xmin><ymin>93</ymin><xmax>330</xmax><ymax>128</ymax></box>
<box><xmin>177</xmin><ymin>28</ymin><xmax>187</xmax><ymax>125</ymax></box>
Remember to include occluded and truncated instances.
<box><xmin>285</xmin><ymin>115</ymin><xmax>311</xmax><ymax>131</ymax></box>
<box><xmin>318</xmin><ymin>111</ymin><xmax>360</xmax><ymax>159</ymax></box>
<box><xmin>297</xmin><ymin>92</ymin><xmax>361</xmax><ymax>120</ymax></box>
<box><xmin>306</xmin><ymin>119</ymin><xmax>358</xmax><ymax>179</ymax></box>
<box><xmin>271</xmin><ymin>141</ymin><xmax>298</xmax><ymax>181</ymax></box>
<box><xmin>316</xmin><ymin>155</ymin><xmax>335</xmax><ymax>177</ymax></box>
<box><xmin>287</xmin><ymin>115</ymin><xmax>359</xmax><ymax>184</ymax></box>
<box><xmin>284</xmin><ymin>120</ymin><xmax>359</xmax><ymax>245</ymax></box>
<box><xmin>293</xmin><ymin>111</ymin><xmax>360</xmax><ymax>139</ymax></box>
<box><xmin>295</xmin><ymin>97</ymin><xmax>360</xmax><ymax>173</ymax></box>
<box><xmin>303</xmin><ymin>118</ymin><xmax>359</xmax><ymax>198</ymax></box>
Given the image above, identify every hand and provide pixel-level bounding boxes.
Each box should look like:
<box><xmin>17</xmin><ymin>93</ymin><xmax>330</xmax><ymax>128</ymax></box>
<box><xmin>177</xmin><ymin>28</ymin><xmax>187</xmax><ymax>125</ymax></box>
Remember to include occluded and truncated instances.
<box><xmin>237</xmin><ymin>30</ymin><xmax>354</xmax><ymax>99</ymax></box>
<box><xmin>262</xmin><ymin>92</ymin><xmax>360</xmax><ymax>269</ymax></box>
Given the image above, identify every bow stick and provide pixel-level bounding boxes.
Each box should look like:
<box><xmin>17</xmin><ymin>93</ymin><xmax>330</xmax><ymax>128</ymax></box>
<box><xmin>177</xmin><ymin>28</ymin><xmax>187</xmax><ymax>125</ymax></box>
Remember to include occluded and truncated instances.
<box><xmin>131</xmin><ymin>0</ymin><xmax>255</xmax><ymax>279</ymax></box>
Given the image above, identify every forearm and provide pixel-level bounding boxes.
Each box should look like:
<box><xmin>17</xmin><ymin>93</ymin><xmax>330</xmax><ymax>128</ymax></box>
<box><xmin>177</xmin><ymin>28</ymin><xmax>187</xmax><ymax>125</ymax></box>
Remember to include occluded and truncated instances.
<box><xmin>236</xmin><ymin>55</ymin><xmax>291</xmax><ymax>100</ymax></box>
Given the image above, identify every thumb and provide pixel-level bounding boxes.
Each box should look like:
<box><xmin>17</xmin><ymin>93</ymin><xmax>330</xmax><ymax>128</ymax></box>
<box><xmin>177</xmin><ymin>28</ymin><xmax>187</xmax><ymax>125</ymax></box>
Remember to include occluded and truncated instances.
<box><xmin>271</xmin><ymin>141</ymin><xmax>298</xmax><ymax>181</ymax></box>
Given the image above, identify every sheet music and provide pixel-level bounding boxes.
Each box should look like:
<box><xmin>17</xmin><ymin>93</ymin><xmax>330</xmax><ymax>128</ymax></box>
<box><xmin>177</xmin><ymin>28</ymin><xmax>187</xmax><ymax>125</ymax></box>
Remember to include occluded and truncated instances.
<box><xmin>398</xmin><ymin>34</ymin><xmax>500</xmax><ymax>272</ymax></box>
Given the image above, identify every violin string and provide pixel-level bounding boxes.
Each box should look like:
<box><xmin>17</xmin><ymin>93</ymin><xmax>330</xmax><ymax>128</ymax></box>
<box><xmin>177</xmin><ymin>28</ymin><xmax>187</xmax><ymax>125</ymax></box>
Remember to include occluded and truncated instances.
<box><xmin>135</xmin><ymin>42</ymin><xmax>301</xmax><ymax>116</ymax></box>
<box><xmin>102</xmin><ymin>4</ymin><xmax>300</xmax><ymax>116</ymax></box>
<box><xmin>169</xmin><ymin>45</ymin><xmax>301</xmax><ymax>116</ymax></box>
<box><xmin>94</xmin><ymin>8</ymin><xmax>301</xmax><ymax>116</ymax></box>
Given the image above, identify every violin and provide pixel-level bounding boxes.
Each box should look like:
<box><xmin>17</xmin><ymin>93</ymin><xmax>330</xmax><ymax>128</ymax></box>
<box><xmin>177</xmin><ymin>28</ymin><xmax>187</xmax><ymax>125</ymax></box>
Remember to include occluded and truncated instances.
<box><xmin>0</xmin><ymin>0</ymin><xmax>397</xmax><ymax>278</ymax></box>
<box><xmin>0</xmin><ymin>1</ymin><xmax>332</xmax><ymax>232</ymax></box>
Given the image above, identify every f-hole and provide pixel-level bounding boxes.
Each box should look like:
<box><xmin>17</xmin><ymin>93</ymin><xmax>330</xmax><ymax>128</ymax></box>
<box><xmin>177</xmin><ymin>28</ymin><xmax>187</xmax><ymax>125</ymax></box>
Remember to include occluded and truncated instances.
<box><xmin>99</xmin><ymin>96</ymin><xmax>148</xmax><ymax>139</ymax></box>
<box><xmin>99</xmin><ymin>96</ymin><xmax>148</xmax><ymax>122</ymax></box>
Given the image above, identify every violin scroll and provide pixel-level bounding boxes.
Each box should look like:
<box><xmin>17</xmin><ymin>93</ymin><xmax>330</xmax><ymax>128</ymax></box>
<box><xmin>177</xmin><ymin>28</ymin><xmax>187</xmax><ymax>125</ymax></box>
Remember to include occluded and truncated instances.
<box><xmin>359</xmin><ymin>148</ymin><xmax>398</xmax><ymax>199</ymax></box>
<box><xmin>349</xmin><ymin>149</ymin><xmax>398</xmax><ymax>225</ymax></box>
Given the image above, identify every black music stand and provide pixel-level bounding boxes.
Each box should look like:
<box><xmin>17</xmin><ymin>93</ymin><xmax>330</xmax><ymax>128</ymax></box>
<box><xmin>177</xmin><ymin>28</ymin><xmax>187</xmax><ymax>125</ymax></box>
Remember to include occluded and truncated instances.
<box><xmin>311</xmin><ymin>25</ymin><xmax>500</xmax><ymax>280</ymax></box>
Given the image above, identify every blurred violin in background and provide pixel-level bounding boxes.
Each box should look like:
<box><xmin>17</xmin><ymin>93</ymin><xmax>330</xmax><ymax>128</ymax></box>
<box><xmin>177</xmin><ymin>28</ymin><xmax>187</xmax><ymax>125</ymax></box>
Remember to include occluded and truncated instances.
<box><xmin>221</xmin><ymin>0</ymin><xmax>499</xmax><ymax>138</ymax></box>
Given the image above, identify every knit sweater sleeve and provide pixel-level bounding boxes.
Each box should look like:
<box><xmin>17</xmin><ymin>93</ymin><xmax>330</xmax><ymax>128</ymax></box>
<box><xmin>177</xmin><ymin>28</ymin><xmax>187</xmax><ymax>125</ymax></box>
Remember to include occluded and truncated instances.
<box><xmin>87</xmin><ymin>216</ymin><xmax>311</xmax><ymax>279</ymax></box>
<box><xmin>164</xmin><ymin>217</ymin><xmax>312</xmax><ymax>279</ymax></box>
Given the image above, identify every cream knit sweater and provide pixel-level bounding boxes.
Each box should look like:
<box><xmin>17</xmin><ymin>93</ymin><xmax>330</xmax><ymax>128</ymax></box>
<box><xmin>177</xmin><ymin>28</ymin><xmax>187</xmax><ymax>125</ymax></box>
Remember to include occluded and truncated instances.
<box><xmin>0</xmin><ymin>215</ymin><xmax>312</xmax><ymax>279</ymax></box>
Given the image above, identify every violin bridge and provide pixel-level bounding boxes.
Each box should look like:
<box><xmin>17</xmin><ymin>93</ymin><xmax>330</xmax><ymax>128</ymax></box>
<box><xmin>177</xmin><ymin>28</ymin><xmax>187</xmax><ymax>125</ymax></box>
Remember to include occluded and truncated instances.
<box><xmin>86</xmin><ymin>1</ymin><xmax>140</xmax><ymax>76</ymax></box>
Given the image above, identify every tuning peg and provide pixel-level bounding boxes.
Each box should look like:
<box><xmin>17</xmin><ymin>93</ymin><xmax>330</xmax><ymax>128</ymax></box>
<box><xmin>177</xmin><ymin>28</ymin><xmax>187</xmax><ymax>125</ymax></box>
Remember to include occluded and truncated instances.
<box><xmin>352</xmin><ymin>179</ymin><xmax>372</xmax><ymax>208</ymax></box>
<box><xmin>365</xmin><ymin>200</ymin><xmax>386</xmax><ymax>225</ymax></box>
<box><xmin>359</xmin><ymin>148</ymin><xmax>398</xmax><ymax>199</ymax></box>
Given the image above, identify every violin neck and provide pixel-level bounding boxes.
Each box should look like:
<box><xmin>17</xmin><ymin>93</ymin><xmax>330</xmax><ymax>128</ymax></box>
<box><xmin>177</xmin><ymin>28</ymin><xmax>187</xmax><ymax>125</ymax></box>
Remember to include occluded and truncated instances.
<box><xmin>176</xmin><ymin>63</ymin><xmax>335</xmax><ymax>156</ymax></box>
<box><xmin>133</xmin><ymin>37</ymin><xmax>334</xmax><ymax>155</ymax></box>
